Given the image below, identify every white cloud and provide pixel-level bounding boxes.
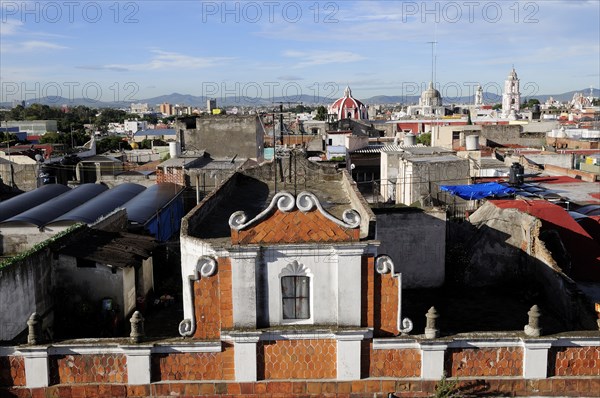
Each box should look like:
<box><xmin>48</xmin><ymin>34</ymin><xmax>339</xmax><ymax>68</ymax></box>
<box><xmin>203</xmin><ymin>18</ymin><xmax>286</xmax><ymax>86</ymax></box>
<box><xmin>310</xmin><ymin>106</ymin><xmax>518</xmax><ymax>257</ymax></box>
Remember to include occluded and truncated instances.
<box><xmin>98</xmin><ymin>50</ymin><xmax>235</xmax><ymax>71</ymax></box>
<box><xmin>1</xmin><ymin>40</ymin><xmax>68</xmax><ymax>53</ymax></box>
<box><xmin>283</xmin><ymin>50</ymin><xmax>366</xmax><ymax>68</ymax></box>
<box><xmin>0</xmin><ymin>19</ymin><xmax>23</xmax><ymax>35</ymax></box>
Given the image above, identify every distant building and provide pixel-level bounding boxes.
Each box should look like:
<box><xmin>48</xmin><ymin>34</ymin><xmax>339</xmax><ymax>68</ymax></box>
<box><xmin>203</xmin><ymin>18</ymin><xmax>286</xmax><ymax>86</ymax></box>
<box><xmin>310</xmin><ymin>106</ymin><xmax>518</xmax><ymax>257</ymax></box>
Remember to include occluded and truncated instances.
<box><xmin>406</xmin><ymin>82</ymin><xmax>446</xmax><ymax>117</ymax></box>
<box><xmin>159</xmin><ymin>102</ymin><xmax>174</xmax><ymax>116</ymax></box>
<box><xmin>124</xmin><ymin>120</ymin><xmax>147</xmax><ymax>134</ymax></box>
<box><xmin>502</xmin><ymin>67</ymin><xmax>521</xmax><ymax>118</ymax></box>
<box><xmin>0</xmin><ymin>120</ymin><xmax>57</xmax><ymax>139</ymax></box>
<box><xmin>328</xmin><ymin>86</ymin><xmax>368</xmax><ymax>121</ymax></box>
<box><xmin>130</xmin><ymin>102</ymin><xmax>149</xmax><ymax>114</ymax></box>
<box><xmin>207</xmin><ymin>98</ymin><xmax>217</xmax><ymax>113</ymax></box>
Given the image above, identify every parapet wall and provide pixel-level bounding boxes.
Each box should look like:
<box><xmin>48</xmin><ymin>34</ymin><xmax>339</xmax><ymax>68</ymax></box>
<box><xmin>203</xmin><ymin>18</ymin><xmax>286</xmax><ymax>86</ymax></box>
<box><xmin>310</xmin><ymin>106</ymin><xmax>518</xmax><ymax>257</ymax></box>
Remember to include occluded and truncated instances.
<box><xmin>1</xmin><ymin>334</ymin><xmax>599</xmax><ymax>397</ymax></box>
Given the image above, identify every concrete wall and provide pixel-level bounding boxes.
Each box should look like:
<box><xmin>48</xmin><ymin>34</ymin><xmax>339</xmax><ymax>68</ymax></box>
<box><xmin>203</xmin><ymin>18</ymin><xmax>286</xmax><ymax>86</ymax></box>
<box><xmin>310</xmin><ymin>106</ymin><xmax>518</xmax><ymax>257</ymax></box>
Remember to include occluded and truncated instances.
<box><xmin>465</xmin><ymin>202</ymin><xmax>597</xmax><ymax>330</ymax></box>
<box><xmin>0</xmin><ymin>226</ymin><xmax>58</xmax><ymax>256</ymax></box>
<box><xmin>480</xmin><ymin>125</ymin><xmax>546</xmax><ymax>148</ymax></box>
<box><xmin>375</xmin><ymin>208</ymin><xmax>446</xmax><ymax>288</ymax></box>
<box><xmin>53</xmin><ymin>255</ymin><xmax>130</xmax><ymax>320</ymax></box>
<box><xmin>0</xmin><ymin>163</ymin><xmax>37</xmax><ymax>192</ymax></box>
<box><xmin>178</xmin><ymin>115</ymin><xmax>263</xmax><ymax>161</ymax></box>
<box><xmin>0</xmin><ymin>250</ymin><xmax>54</xmax><ymax>341</ymax></box>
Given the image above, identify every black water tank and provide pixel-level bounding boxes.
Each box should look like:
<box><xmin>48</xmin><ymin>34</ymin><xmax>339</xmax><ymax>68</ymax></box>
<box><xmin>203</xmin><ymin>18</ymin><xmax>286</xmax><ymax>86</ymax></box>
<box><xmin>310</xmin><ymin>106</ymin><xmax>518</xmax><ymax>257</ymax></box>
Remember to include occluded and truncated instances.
<box><xmin>509</xmin><ymin>162</ymin><xmax>524</xmax><ymax>186</ymax></box>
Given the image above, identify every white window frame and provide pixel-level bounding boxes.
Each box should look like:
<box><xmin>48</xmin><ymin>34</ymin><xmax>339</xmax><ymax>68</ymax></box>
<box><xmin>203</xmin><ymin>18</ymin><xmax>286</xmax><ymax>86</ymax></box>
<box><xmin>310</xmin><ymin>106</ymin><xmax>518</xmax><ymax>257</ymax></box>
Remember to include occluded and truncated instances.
<box><xmin>279</xmin><ymin>261</ymin><xmax>313</xmax><ymax>325</ymax></box>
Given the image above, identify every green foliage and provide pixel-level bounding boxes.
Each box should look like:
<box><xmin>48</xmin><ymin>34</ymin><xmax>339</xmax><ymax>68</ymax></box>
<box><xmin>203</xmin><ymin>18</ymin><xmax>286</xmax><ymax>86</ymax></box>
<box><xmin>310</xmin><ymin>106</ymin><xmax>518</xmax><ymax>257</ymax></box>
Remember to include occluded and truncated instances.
<box><xmin>417</xmin><ymin>132</ymin><xmax>431</xmax><ymax>146</ymax></box>
<box><xmin>97</xmin><ymin>136</ymin><xmax>130</xmax><ymax>153</ymax></box>
<box><xmin>522</xmin><ymin>98</ymin><xmax>541</xmax><ymax>109</ymax></box>
<box><xmin>491</xmin><ymin>103</ymin><xmax>502</xmax><ymax>110</ymax></box>
<box><xmin>433</xmin><ymin>373</ymin><xmax>461</xmax><ymax>398</ymax></box>
<box><xmin>314</xmin><ymin>105</ymin><xmax>328</xmax><ymax>121</ymax></box>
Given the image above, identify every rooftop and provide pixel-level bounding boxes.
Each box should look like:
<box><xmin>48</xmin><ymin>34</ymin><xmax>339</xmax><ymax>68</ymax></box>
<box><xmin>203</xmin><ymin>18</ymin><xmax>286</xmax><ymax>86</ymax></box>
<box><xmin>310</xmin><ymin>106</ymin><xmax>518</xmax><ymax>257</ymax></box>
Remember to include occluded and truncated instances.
<box><xmin>184</xmin><ymin>155</ymin><xmax>371</xmax><ymax>246</ymax></box>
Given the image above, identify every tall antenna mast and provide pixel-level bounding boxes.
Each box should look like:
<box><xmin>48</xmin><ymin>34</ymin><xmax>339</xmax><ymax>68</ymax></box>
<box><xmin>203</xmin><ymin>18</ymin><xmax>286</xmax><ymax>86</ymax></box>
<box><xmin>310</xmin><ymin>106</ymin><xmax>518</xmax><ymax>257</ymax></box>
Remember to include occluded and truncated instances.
<box><xmin>427</xmin><ymin>40</ymin><xmax>438</xmax><ymax>84</ymax></box>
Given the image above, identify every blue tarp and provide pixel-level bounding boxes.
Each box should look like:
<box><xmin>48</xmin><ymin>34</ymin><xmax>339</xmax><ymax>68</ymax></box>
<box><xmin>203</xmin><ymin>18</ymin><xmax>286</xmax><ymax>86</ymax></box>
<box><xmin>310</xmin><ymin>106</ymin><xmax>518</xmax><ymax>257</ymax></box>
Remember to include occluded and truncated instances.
<box><xmin>440</xmin><ymin>182</ymin><xmax>515</xmax><ymax>200</ymax></box>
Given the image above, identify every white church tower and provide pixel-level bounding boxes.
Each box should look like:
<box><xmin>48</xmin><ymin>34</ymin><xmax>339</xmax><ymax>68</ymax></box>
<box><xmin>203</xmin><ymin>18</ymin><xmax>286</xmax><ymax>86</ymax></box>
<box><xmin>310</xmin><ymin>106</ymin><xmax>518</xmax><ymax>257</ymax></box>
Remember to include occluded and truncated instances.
<box><xmin>475</xmin><ymin>84</ymin><xmax>484</xmax><ymax>106</ymax></box>
<box><xmin>502</xmin><ymin>67</ymin><xmax>521</xmax><ymax>117</ymax></box>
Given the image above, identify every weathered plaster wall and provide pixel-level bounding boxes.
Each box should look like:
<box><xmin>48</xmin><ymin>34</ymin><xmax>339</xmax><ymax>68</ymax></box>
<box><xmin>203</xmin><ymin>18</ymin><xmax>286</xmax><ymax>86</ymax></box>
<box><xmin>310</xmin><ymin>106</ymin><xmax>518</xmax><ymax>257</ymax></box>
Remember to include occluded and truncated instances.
<box><xmin>375</xmin><ymin>208</ymin><xmax>446</xmax><ymax>288</ymax></box>
<box><xmin>0</xmin><ymin>251</ymin><xmax>53</xmax><ymax>341</ymax></box>
<box><xmin>178</xmin><ymin>115</ymin><xmax>263</xmax><ymax>160</ymax></box>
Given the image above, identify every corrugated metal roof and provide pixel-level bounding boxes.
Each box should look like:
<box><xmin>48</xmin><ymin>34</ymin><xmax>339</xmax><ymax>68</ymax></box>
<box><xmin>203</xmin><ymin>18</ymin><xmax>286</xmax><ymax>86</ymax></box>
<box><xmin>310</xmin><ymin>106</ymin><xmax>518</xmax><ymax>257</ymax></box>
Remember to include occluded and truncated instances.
<box><xmin>122</xmin><ymin>182</ymin><xmax>184</xmax><ymax>225</ymax></box>
<box><xmin>47</xmin><ymin>183</ymin><xmax>147</xmax><ymax>226</ymax></box>
<box><xmin>351</xmin><ymin>144</ymin><xmax>429</xmax><ymax>154</ymax></box>
<box><xmin>0</xmin><ymin>184</ymin><xmax>71</xmax><ymax>223</ymax></box>
<box><xmin>1</xmin><ymin>184</ymin><xmax>108</xmax><ymax>227</ymax></box>
<box><xmin>58</xmin><ymin>229</ymin><xmax>157</xmax><ymax>268</ymax></box>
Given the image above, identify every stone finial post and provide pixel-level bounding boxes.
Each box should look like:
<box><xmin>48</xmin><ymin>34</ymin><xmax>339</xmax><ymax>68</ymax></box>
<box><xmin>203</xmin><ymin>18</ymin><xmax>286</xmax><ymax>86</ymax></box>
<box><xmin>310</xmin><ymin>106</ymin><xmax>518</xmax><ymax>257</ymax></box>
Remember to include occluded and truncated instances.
<box><xmin>129</xmin><ymin>311</ymin><xmax>145</xmax><ymax>343</ymax></box>
<box><xmin>27</xmin><ymin>313</ymin><xmax>42</xmax><ymax>345</ymax></box>
<box><xmin>424</xmin><ymin>306</ymin><xmax>439</xmax><ymax>339</ymax></box>
<box><xmin>524</xmin><ymin>305</ymin><xmax>542</xmax><ymax>337</ymax></box>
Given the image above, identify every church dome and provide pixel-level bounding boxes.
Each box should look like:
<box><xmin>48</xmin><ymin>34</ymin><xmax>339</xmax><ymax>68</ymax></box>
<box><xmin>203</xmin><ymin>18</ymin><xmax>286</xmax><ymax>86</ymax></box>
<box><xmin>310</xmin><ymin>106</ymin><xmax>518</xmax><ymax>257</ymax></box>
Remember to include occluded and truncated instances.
<box><xmin>329</xmin><ymin>86</ymin><xmax>368</xmax><ymax>120</ymax></box>
<box><xmin>420</xmin><ymin>82</ymin><xmax>442</xmax><ymax>107</ymax></box>
<box><xmin>508</xmin><ymin>67</ymin><xmax>518</xmax><ymax>80</ymax></box>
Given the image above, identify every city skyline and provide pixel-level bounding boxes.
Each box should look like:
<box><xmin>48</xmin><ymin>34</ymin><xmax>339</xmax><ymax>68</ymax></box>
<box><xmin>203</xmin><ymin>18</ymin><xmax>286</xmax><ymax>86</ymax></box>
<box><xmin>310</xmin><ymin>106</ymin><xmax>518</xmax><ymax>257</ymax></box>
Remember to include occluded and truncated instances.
<box><xmin>1</xmin><ymin>0</ymin><xmax>599</xmax><ymax>103</ymax></box>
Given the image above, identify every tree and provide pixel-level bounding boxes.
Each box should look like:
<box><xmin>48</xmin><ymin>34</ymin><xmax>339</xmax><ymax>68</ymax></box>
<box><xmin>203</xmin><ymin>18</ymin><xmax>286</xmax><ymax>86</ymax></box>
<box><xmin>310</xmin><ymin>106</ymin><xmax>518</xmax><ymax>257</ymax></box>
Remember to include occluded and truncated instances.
<box><xmin>97</xmin><ymin>136</ymin><xmax>130</xmax><ymax>153</ymax></box>
<box><xmin>314</xmin><ymin>106</ymin><xmax>327</xmax><ymax>121</ymax></box>
<box><xmin>417</xmin><ymin>132</ymin><xmax>431</xmax><ymax>146</ymax></box>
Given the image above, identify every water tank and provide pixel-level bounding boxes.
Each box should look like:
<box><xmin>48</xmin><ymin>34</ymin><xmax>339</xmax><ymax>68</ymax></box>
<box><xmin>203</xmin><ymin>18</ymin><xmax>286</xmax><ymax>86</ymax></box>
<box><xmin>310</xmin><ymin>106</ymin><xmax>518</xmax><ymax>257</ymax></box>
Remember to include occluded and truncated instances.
<box><xmin>465</xmin><ymin>135</ymin><xmax>480</xmax><ymax>151</ymax></box>
<box><xmin>169</xmin><ymin>142</ymin><xmax>180</xmax><ymax>158</ymax></box>
<box><xmin>404</xmin><ymin>133</ymin><xmax>416</xmax><ymax>146</ymax></box>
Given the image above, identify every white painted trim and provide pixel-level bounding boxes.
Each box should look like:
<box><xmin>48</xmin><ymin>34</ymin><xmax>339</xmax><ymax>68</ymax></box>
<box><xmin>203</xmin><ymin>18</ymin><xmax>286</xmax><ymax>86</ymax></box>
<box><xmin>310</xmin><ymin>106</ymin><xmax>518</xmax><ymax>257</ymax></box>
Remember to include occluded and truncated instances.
<box><xmin>0</xmin><ymin>347</ymin><xmax>18</xmax><ymax>356</ymax></box>
<box><xmin>447</xmin><ymin>338</ymin><xmax>523</xmax><ymax>349</ymax></box>
<box><xmin>151</xmin><ymin>342</ymin><xmax>223</xmax><ymax>354</ymax></box>
<box><xmin>334</xmin><ymin>330</ymin><xmax>373</xmax><ymax>341</ymax></box>
<box><xmin>296</xmin><ymin>191</ymin><xmax>361</xmax><ymax>229</ymax></box>
<box><xmin>21</xmin><ymin>347</ymin><xmax>49</xmax><ymax>388</ymax></box>
<box><xmin>229</xmin><ymin>191</ymin><xmax>295</xmax><ymax>230</ymax></box>
<box><xmin>372</xmin><ymin>338</ymin><xmax>420</xmax><ymax>350</ymax></box>
<box><xmin>260</xmin><ymin>331</ymin><xmax>336</xmax><ymax>341</ymax></box>
<box><xmin>553</xmin><ymin>337</ymin><xmax>600</xmax><ymax>347</ymax></box>
<box><xmin>47</xmin><ymin>345</ymin><xmax>125</xmax><ymax>355</ymax></box>
<box><xmin>228</xmin><ymin>191</ymin><xmax>361</xmax><ymax>232</ymax></box>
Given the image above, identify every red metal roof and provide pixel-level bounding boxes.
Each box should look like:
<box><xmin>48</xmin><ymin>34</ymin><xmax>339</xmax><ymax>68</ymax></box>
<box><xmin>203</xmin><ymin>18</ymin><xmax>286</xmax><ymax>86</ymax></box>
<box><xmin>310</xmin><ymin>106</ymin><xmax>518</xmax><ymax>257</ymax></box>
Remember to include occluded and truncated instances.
<box><xmin>490</xmin><ymin>199</ymin><xmax>600</xmax><ymax>281</ymax></box>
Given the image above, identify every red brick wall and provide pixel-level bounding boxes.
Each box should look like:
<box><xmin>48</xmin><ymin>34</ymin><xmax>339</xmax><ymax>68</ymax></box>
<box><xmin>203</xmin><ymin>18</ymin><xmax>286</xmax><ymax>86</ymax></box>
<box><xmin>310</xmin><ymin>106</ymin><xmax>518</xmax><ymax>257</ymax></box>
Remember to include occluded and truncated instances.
<box><xmin>156</xmin><ymin>168</ymin><xmax>185</xmax><ymax>186</ymax></box>
<box><xmin>369</xmin><ymin>345</ymin><xmax>421</xmax><ymax>377</ymax></box>
<box><xmin>193</xmin><ymin>272</ymin><xmax>221</xmax><ymax>340</ymax></box>
<box><xmin>191</xmin><ymin>257</ymin><xmax>232</xmax><ymax>339</ymax></box>
<box><xmin>49</xmin><ymin>354</ymin><xmax>127</xmax><ymax>384</ymax></box>
<box><xmin>550</xmin><ymin>346</ymin><xmax>600</xmax><ymax>376</ymax></box>
<box><xmin>361</xmin><ymin>255</ymin><xmax>375</xmax><ymax>328</ymax></box>
<box><xmin>374</xmin><ymin>272</ymin><xmax>399</xmax><ymax>336</ymax></box>
<box><xmin>219</xmin><ymin>258</ymin><xmax>233</xmax><ymax>330</ymax></box>
<box><xmin>4</xmin><ymin>378</ymin><xmax>600</xmax><ymax>397</ymax></box>
<box><xmin>445</xmin><ymin>347</ymin><xmax>523</xmax><ymax>377</ymax></box>
<box><xmin>151</xmin><ymin>343</ymin><xmax>234</xmax><ymax>381</ymax></box>
<box><xmin>0</xmin><ymin>356</ymin><xmax>25</xmax><ymax>387</ymax></box>
<box><xmin>257</xmin><ymin>339</ymin><xmax>336</xmax><ymax>379</ymax></box>
<box><xmin>232</xmin><ymin>209</ymin><xmax>359</xmax><ymax>245</ymax></box>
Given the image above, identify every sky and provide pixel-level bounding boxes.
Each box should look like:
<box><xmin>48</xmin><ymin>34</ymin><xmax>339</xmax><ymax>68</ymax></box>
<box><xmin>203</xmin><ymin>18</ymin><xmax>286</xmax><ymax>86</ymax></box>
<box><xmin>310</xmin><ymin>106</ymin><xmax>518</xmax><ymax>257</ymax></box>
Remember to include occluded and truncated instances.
<box><xmin>1</xmin><ymin>0</ymin><xmax>599</xmax><ymax>104</ymax></box>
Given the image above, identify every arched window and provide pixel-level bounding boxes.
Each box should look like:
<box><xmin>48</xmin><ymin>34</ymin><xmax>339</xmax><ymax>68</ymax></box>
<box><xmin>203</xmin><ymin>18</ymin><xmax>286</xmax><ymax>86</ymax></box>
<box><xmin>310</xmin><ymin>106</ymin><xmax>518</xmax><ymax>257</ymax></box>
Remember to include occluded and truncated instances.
<box><xmin>279</xmin><ymin>261</ymin><xmax>312</xmax><ymax>321</ymax></box>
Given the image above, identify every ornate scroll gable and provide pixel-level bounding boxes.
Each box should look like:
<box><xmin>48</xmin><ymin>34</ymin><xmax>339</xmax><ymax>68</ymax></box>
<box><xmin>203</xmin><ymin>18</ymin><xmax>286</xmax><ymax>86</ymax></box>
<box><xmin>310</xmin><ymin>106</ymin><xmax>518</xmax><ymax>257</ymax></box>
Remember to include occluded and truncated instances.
<box><xmin>229</xmin><ymin>191</ymin><xmax>361</xmax><ymax>245</ymax></box>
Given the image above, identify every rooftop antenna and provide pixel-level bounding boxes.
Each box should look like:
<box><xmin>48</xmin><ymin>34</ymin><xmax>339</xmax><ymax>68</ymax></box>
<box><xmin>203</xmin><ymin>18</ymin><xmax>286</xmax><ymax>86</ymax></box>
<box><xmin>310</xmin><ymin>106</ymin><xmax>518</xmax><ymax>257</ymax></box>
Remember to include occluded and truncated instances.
<box><xmin>427</xmin><ymin>41</ymin><xmax>437</xmax><ymax>85</ymax></box>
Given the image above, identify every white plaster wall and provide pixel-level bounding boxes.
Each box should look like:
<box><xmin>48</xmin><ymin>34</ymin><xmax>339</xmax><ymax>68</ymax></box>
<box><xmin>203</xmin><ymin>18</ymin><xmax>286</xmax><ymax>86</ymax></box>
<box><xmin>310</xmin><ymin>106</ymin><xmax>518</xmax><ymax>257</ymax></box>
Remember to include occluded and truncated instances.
<box><xmin>0</xmin><ymin>226</ymin><xmax>58</xmax><ymax>255</ymax></box>
<box><xmin>138</xmin><ymin>258</ymin><xmax>154</xmax><ymax>296</ymax></box>
<box><xmin>123</xmin><ymin>267</ymin><xmax>136</xmax><ymax>316</ymax></box>
<box><xmin>231</xmin><ymin>252</ymin><xmax>258</xmax><ymax>328</ymax></box>
<box><xmin>179</xmin><ymin>236</ymin><xmax>218</xmax><ymax>323</ymax></box>
<box><xmin>265</xmin><ymin>248</ymin><xmax>338</xmax><ymax>326</ymax></box>
<box><xmin>54</xmin><ymin>255</ymin><xmax>126</xmax><ymax>318</ymax></box>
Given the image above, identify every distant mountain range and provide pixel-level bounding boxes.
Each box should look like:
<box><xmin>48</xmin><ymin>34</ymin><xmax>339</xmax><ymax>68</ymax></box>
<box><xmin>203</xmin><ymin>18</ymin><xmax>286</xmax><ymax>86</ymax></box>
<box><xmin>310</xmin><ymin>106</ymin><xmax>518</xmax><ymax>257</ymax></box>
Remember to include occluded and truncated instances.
<box><xmin>2</xmin><ymin>88</ymin><xmax>597</xmax><ymax>109</ymax></box>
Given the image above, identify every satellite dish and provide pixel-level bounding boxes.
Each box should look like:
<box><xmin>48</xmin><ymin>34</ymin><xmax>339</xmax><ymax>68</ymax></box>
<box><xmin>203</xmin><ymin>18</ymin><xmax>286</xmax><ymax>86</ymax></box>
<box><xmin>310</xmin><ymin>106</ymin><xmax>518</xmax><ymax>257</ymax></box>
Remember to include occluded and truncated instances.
<box><xmin>350</xmin><ymin>163</ymin><xmax>356</xmax><ymax>170</ymax></box>
<box><xmin>35</xmin><ymin>154</ymin><xmax>43</xmax><ymax>162</ymax></box>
